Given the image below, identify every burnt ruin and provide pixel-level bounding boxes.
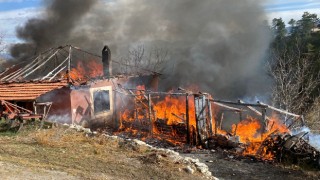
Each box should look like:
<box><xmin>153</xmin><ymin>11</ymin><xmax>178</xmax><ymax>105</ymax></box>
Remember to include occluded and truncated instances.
<box><xmin>0</xmin><ymin>45</ymin><xmax>158</xmax><ymax>129</ymax></box>
<box><xmin>0</xmin><ymin>45</ymin><xmax>319</xmax><ymax>169</ymax></box>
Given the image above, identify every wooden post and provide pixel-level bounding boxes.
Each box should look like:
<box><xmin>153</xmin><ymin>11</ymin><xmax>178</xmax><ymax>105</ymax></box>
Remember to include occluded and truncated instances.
<box><xmin>68</xmin><ymin>46</ymin><xmax>72</xmax><ymax>82</ymax></box>
<box><xmin>261</xmin><ymin>108</ymin><xmax>267</xmax><ymax>132</ymax></box>
<box><xmin>215</xmin><ymin>116</ymin><xmax>218</xmax><ymax>135</ymax></box>
<box><xmin>33</xmin><ymin>101</ymin><xmax>37</xmax><ymax>115</ymax></box>
<box><xmin>219</xmin><ymin>112</ymin><xmax>224</xmax><ymax>130</ymax></box>
<box><xmin>207</xmin><ymin>96</ymin><xmax>213</xmax><ymax>137</ymax></box>
<box><xmin>135</xmin><ymin>109</ymin><xmax>138</xmax><ymax>121</ymax></box>
<box><xmin>235</xmin><ymin>111</ymin><xmax>242</xmax><ymax>136</ymax></box>
<box><xmin>186</xmin><ymin>93</ymin><xmax>190</xmax><ymax>144</ymax></box>
<box><xmin>148</xmin><ymin>94</ymin><xmax>153</xmax><ymax>135</ymax></box>
<box><xmin>113</xmin><ymin>90</ymin><xmax>119</xmax><ymax>129</ymax></box>
<box><xmin>41</xmin><ymin>106</ymin><xmax>47</xmax><ymax>128</ymax></box>
<box><xmin>234</xmin><ymin>124</ymin><xmax>238</xmax><ymax>136</ymax></box>
<box><xmin>153</xmin><ymin>111</ymin><xmax>156</xmax><ymax>124</ymax></box>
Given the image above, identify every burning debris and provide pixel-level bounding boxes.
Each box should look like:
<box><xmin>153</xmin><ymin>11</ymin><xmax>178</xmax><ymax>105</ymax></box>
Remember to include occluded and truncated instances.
<box><xmin>115</xmin><ymin>85</ymin><xmax>320</xmax><ymax>168</ymax></box>
<box><xmin>1</xmin><ymin>0</ymin><xmax>318</xmax><ymax>178</ymax></box>
<box><xmin>258</xmin><ymin>132</ymin><xmax>320</xmax><ymax>167</ymax></box>
<box><xmin>1</xmin><ymin>44</ymin><xmax>319</xmax><ymax>169</ymax></box>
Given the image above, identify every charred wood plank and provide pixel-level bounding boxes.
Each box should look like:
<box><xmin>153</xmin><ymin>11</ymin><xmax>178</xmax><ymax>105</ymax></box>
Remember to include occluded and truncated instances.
<box><xmin>211</xmin><ymin>99</ymin><xmax>267</xmax><ymax>108</ymax></box>
<box><xmin>257</xmin><ymin>101</ymin><xmax>300</xmax><ymax>118</ymax></box>
<box><xmin>213</xmin><ymin>102</ymin><xmax>243</xmax><ymax>112</ymax></box>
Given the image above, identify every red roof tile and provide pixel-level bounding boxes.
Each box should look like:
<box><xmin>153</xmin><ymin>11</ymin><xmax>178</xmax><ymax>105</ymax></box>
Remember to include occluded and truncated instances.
<box><xmin>0</xmin><ymin>81</ymin><xmax>68</xmax><ymax>101</ymax></box>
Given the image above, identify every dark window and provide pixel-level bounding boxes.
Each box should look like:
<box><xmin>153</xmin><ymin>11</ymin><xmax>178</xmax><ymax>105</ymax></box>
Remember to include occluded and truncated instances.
<box><xmin>93</xmin><ymin>90</ymin><xmax>110</xmax><ymax>114</ymax></box>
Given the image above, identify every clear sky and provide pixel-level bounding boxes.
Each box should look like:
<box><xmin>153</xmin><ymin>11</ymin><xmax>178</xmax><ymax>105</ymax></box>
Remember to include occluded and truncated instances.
<box><xmin>0</xmin><ymin>0</ymin><xmax>319</xmax><ymax>53</ymax></box>
<box><xmin>0</xmin><ymin>0</ymin><xmax>42</xmax><ymax>51</ymax></box>
<box><xmin>265</xmin><ymin>0</ymin><xmax>320</xmax><ymax>24</ymax></box>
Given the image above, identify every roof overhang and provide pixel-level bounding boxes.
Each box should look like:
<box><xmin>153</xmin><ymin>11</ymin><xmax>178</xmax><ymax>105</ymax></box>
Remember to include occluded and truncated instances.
<box><xmin>0</xmin><ymin>80</ymin><xmax>69</xmax><ymax>101</ymax></box>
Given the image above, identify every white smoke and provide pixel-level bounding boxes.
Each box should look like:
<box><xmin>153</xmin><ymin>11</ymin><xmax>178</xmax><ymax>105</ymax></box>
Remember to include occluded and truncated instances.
<box><xmin>47</xmin><ymin>114</ymin><xmax>71</xmax><ymax>124</ymax></box>
<box><xmin>292</xmin><ymin>126</ymin><xmax>320</xmax><ymax>151</ymax></box>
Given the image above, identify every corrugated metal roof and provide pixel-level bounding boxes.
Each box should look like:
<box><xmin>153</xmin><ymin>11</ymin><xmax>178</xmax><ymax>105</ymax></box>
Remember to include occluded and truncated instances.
<box><xmin>0</xmin><ymin>81</ymin><xmax>68</xmax><ymax>100</ymax></box>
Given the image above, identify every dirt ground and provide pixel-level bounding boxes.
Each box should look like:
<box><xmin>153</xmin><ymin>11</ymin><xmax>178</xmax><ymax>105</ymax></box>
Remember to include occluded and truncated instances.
<box><xmin>0</xmin><ymin>127</ymin><xmax>210</xmax><ymax>180</ymax></box>
<box><xmin>0</xmin><ymin>127</ymin><xmax>319</xmax><ymax>180</ymax></box>
<box><xmin>183</xmin><ymin>150</ymin><xmax>320</xmax><ymax>180</ymax></box>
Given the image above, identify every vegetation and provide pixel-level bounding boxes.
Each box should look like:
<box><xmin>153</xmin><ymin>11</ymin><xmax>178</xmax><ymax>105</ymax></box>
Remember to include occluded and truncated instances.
<box><xmin>0</xmin><ymin>127</ymin><xmax>207</xmax><ymax>179</ymax></box>
<box><xmin>269</xmin><ymin>12</ymin><xmax>320</xmax><ymax>129</ymax></box>
<box><xmin>118</xmin><ymin>45</ymin><xmax>169</xmax><ymax>74</ymax></box>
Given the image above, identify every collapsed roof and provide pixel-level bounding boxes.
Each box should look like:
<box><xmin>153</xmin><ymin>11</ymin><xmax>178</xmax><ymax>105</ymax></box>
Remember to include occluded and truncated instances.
<box><xmin>0</xmin><ymin>45</ymin><xmax>160</xmax><ymax>101</ymax></box>
<box><xmin>0</xmin><ymin>45</ymin><xmax>102</xmax><ymax>83</ymax></box>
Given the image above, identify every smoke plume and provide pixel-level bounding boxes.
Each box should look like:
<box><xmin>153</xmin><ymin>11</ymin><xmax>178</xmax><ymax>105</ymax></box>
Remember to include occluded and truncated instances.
<box><xmin>11</xmin><ymin>0</ymin><xmax>271</xmax><ymax>99</ymax></box>
<box><xmin>10</xmin><ymin>0</ymin><xmax>97</xmax><ymax>58</ymax></box>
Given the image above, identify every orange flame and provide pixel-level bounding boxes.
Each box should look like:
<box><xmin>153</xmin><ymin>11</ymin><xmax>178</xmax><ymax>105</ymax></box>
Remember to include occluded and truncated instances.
<box><xmin>69</xmin><ymin>60</ymin><xmax>103</xmax><ymax>81</ymax></box>
<box><xmin>231</xmin><ymin>116</ymin><xmax>289</xmax><ymax>160</ymax></box>
<box><xmin>118</xmin><ymin>85</ymin><xmax>290</xmax><ymax>160</ymax></box>
<box><xmin>119</xmin><ymin>87</ymin><xmax>197</xmax><ymax>144</ymax></box>
<box><xmin>153</xmin><ymin>96</ymin><xmax>188</xmax><ymax>125</ymax></box>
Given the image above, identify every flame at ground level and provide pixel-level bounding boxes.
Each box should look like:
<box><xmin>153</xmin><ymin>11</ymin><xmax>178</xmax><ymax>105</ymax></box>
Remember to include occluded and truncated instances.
<box><xmin>231</xmin><ymin>117</ymin><xmax>289</xmax><ymax>160</ymax></box>
<box><xmin>118</xmin><ymin>87</ymin><xmax>290</xmax><ymax>160</ymax></box>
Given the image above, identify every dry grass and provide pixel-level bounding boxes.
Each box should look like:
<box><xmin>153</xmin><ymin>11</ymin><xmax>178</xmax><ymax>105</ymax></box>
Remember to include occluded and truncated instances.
<box><xmin>0</xmin><ymin>127</ymin><xmax>205</xmax><ymax>180</ymax></box>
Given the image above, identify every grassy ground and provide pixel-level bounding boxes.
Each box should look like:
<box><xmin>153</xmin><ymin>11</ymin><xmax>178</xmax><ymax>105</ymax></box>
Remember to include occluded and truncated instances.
<box><xmin>0</xmin><ymin>127</ymin><xmax>208</xmax><ymax>180</ymax></box>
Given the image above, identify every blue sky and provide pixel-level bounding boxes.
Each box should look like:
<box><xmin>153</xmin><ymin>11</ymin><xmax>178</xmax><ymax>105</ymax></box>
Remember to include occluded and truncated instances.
<box><xmin>0</xmin><ymin>0</ymin><xmax>319</xmax><ymax>53</ymax></box>
<box><xmin>0</xmin><ymin>0</ymin><xmax>41</xmax><ymax>11</ymax></box>
<box><xmin>265</xmin><ymin>0</ymin><xmax>320</xmax><ymax>12</ymax></box>
<box><xmin>265</xmin><ymin>0</ymin><xmax>320</xmax><ymax>25</ymax></box>
<box><xmin>0</xmin><ymin>0</ymin><xmax>42</xmax><ymax>51</ymax></box>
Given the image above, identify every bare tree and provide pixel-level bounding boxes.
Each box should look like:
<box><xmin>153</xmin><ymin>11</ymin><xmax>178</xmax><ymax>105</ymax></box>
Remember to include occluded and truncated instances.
<box><xmin>305</xmin><ymin>97</ymin><xmax>320</xmax><ymax>130</ymax></box>
<box><xmin>118</xmin><ymin>45</ymin><xmax>169</xmax><ymax>74</ymax></box>
<box><xmin>268</xmin><ymin>41</ymin><xmax>320</xmax><ymax>115</ymax></box>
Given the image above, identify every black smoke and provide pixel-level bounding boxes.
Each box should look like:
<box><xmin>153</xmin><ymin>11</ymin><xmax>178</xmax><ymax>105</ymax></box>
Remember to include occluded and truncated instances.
<box><xmin>10</xmin><ymin>0</ymin><xmax>97</xmax><ymax>59</ymax></box>
<box><xmin>11</xmin><ymin>0</ymin><xmax>272</xmax><ymax>99</ymax></box>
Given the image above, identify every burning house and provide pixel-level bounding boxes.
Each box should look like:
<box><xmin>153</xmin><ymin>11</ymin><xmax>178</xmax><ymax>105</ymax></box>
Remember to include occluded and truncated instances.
<box><xmin>1</xmin><ymin>45</ymin><xmax>320</xmax><ymax>168</ymax></box>
<box><xmin>0</xmin><ymin>45</ymin><xmax>159</xmax><ymax>128</ymax></box>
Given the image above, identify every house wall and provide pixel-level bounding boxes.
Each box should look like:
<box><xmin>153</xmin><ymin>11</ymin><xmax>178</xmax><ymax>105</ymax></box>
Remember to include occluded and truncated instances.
<box><xmin>69</xmin><ymin>84</ymin><xmax>114</xmax><ymax>128</ymax></box>
<box><xmin>36</xmin><ymin>75</ymin><xmax>159</xmax><ymax>128</ymax></box>
<box><xmin>37</xmin><ymin>87</ymin><xmax>72</xmax><ymax>124</ymax></box>
<box><xmin>70</xmin><ymin>88</ymin><xmax>91</xmax><ymax>125</ymax></box>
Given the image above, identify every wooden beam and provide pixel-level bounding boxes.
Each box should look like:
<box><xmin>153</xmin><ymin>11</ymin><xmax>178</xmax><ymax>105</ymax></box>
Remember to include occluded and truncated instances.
<box><xmin>42</xmin><ymin>56</ymin><xmax>69</xmax><ymax>80</ymax></box>
<box><xmin>186</xmin><ymin>94</ymin><xmax>190</xmax><ymax>144</ymax></box>
<box><xmin>257</xmin><ymin>101</ymin><xmax>300</xmax><ymax>118</ymax></box>
<box><xmin>237</xmin><ymin>100</ymin><xmax>270</xmax><ymax>120</ymax></box>
<box><xmin>210</xmin><ymin>99</ymin><xmax>267</xmax><ymax>108</ymax></box>
<box><xmin>148</xmin><ymin>93</ymin><xmax>153</xmax><ymax>135</ymax></box>
<box><xmin>213</xmin><ymin>102</ymin><xmax>243</xmax><ymax>112</ymax></box>
<box><xmin>24</xmin><ymin>49</ymin><xmax>60</xmax><ymax>79</ymax></box>
<box><xmin>171</xmin><ymin>113</ymin><xmax>186</xmax><ymax>122</ymax></box>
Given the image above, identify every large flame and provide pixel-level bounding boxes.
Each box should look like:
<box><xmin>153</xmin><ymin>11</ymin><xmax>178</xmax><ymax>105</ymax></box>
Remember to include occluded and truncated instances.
<box><xmin>118</xmin><ymin>85</ymin><xmax>290</xmax><ymax>160</ymax></box>
<box><xmin>231</xmin><ymin>116</ymin><xmax>289</xmax><ymax>159</ymax></box>
<box><xmin>119</xmin><ymin>87</ymin><xmax>197</xmax><ymax>144</ymax></box>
